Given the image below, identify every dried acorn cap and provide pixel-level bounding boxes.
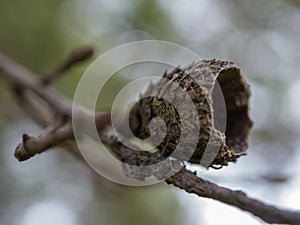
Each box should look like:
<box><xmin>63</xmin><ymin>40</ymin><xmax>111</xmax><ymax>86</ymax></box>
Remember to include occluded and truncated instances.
<box><xmin>129</xmin><ymin>60</ymin><xmax>253</xmax><ymax>168</ymax></box>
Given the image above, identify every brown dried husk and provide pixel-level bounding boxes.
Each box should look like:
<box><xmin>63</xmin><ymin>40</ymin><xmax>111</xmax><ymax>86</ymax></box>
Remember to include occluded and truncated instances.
<box><xmin>129</xmin><ymin>60</ymin><xmax>253</xmax><ymax>168</ymax></box>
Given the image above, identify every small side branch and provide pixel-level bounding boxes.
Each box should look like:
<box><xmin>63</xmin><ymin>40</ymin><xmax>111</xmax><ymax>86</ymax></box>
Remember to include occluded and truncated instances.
<box><xmin>0</xmin><ymin>52</ymin><xmax>74</xmax><ymax>117</ymax></box>
<box><xmin>167</xmin><ymin>168</ymin><xmax>300</xmax><ymax>225</ymax></box>
<box><xmin>14</xmin><ymin>112</ymin><xmax>111</xmax><ymax>161</ymax></box>
<box><xmin>42</xmin><ymin>46</ymin><xmax>94</xmax><ymax>85</ymax></box>
<box><xmin>15</xmin><ymin>126</ymin><xmax>74</xmax><ymax>161</ymax></box>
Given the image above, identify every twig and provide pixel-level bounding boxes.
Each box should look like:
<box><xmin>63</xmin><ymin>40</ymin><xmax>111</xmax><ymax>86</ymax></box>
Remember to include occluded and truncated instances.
<box><xmin>167</xmin><ymin>169</ymin><xmax>300</xmax><ymax>225</ymax></box>
<box><xmin>0</xmin><ymin>52</ymin><xmax>73</xmax><ymax>117</ymax></box>
<box><xmin>0</xmin><ymin>52</ymin><xmax>110</xmax><ymax>124</ymax></box>
<box><xmin>42</xmin><ymin>46</ymin><xmax>94</xmax><ymax>85</ymax></box>
<box><xmin>101</xmin><ymin>133</ymin><xmax>300</xmax><ymax>225</ymax></box>
<box><xmin>1</xmin><ymin>50</ymin><xmax>300</xmax><ymax>225</ymax></box>
<box><xmin>14</xmin><ymin>126</ymin><xmax>74</xmax><ymax>161</ymax></box>
<box><xmin>14</xmin><ymin>112</ymin><xmax>111</xmax><ymax>161</ymax></box>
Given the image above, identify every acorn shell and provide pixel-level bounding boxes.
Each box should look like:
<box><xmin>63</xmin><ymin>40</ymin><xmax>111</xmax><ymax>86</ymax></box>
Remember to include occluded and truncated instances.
<box><xmin>129</xmin><ymin>59</ymin><xmax>253</xmax><ymax>168</ymax></box>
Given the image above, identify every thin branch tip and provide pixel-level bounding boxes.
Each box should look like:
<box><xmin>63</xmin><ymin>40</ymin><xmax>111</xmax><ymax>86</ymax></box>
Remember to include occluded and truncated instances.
<box><xmin>69</xmin><ymin>45</ymin><xmax>95</xmax><ymax>63</ymax></box>
<box><xmin>14</xmin><ymin>143</ymin><xmax>30</xmax><ymax>161</ymax></box>
<box><xmin>42</xmin><ymin>45</ymin><xmax>95</xmax><ymax>86</ymax></box>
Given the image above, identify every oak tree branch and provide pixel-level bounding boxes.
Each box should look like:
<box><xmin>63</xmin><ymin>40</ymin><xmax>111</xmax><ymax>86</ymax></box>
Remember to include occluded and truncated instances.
<box><xmin>0</xmin><ymin>50</ymin><xmax>299</xmax><ymax>225</ymax></box>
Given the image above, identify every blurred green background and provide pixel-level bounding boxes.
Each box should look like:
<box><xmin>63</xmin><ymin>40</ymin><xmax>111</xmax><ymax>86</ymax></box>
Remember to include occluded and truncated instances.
<box><xmin>1</xmin><ymin>0</ymin><xmax>300</xmax><ymax>224</ymax></box>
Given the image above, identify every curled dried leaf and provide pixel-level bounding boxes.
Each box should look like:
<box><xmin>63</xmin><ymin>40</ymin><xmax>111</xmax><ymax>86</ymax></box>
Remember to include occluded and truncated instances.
<box><xmin>129</xmin><ymin>59</ymin><xmax>253</xmax><ymax>168</ymax></box>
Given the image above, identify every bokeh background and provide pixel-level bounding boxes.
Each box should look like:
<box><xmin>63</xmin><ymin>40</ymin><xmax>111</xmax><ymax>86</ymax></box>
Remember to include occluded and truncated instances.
<box><xmin>1</xmin><ymin>0</ymin><xmax>300</xmax><ymax>224</ymax></box>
